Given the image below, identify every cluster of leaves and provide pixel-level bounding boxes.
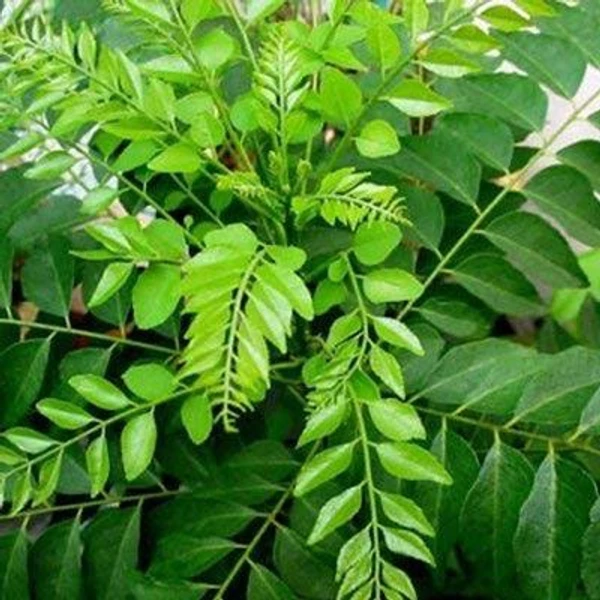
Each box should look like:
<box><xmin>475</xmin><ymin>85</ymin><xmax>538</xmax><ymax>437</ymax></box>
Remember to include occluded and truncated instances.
<box><xmin>0</xmin><ymin>0</ymin><xmax>600</xmax><ymax>598</ymax></box>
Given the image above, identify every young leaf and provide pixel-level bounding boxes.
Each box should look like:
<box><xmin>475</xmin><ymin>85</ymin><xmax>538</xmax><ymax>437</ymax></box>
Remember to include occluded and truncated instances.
<box><xmin>379</xmin><ymin>492</ymin><xmax>434</xmax><ymax>536</ymax></box>
<box><xmin>181</xmin><ymin>395</ymin><xmax>213</xmax><ymax>445</ymax></box>
<box><xmin>122</xmin><ymin>363</ymin><xmax>176</xmax><ymax>401</ymax></box>
<box><xmin>355</xmin><ymin>120</ymin><xmax>400</xmax><ymax>158</ymax></box>
<box><xmin>69</xmin><ymin>375</ymin><xmax>131</xmax><ymax>411</ymax></box>
<box><xmin>368</xmin><ymin>400</ymin><xmax>425</xmax><ymax>441</ymax></box>
<box><xmin>121</xmin><ymin>411</ymin><xmax>157</xmax><ymax>481</ymax></box>
<box><xmin>369</xmin><ymin>346</ymin><xmax>405</xmax><ymax>399</ymax></box>
<box><xmin>352</xmin><ymin>221</ymin><xmax>402</xmax><ymax>265</ymax></box>
<box><xmin>36</xmin><ymin>399</ymin><xmax>95</xmax><ymax>430</ymax></box>
<box><xmin>132</xmin><ymin>264</ymin><xmax>181</xmax><ymax>329</ymax></box>
<box><xmin>320</xmin><ymin>68</ymin><xmax>362</xmax><ymax>129</ymax></box>
<box><xmin>148</xmin><ymin>144</ymin><xmax>201</xmax><ymax>173</ymax></box>
<box><xmin>295</xmin><ymin>443</ymin><xmax>355</xmax><ymax>497</ymax></box>
<box><xmin>376</xmin><ymin>442</ymin><xmax>452</xmax><ymax>484</ymax></box>
<box><xmin>307</xmin><ymin>485</ymin><xmax>363</xmax><ymax>545</ymax></box>
<box><xmin>88</xmin><ymin>263</ymin><xmax>134</xmax><ymax>308</ymax></box>
<box><xmin>372</xmin><ymin>317</ymin><xmax>424</xmax><ymax>355</ymax></box>
<box><xmin>386</xmin><ymin>80</ymin><xmax>451</xmax><ymax>117</ymax></box>
<box><xmin>297</xmin><ymin>401</ymin><xmax>348</xmax><ymax>447</ymax></box>
<box><xmin>381</xmin><ymin>527</ymin><xmax>434</xmax><ymax>565</ymax></box>
<box><xmin>363</xmin><ymin>269</ymin><xmax>423</xmax><ymax>303</ymax></box>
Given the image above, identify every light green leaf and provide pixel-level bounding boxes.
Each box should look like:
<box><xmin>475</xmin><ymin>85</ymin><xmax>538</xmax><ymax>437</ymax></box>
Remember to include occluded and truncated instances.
<box><xmin>80</xmin><ymin>187</ymin><xmax>120</xmax><ymax>215</ymax></box>
<box><xmin>363</xmin><ymin>269</ymin><xmax>423</xmax><ymax>304</ymax></box>
<box><xmin>386</xmin><ymin>80</ymin><xmax>451</xmax><ymax>118</ymax></box>
<box><xmin>88</xmin><ymin>263</ymin><xmax>134</xmax><ymax>308</ymax></box>
<box><xmin>36</xmin><ymin>399</ymin><xmax>95</xmax><ymax>430</ymax></box>
<box><xmin>481</xmin><ymin>5</ymin><xmax>529</xmax><ymax>31</ymax></box>
<box><xmin>121</xmin><ymin>411</ymin><xmax>157</xmax><ymax>481</ymax></box>
<box><xmin>376</xmin><ymin>441</ymin><xmax>452</xmax><ymax>484</ymax></box>
<box><xmin>298</xmin><ymin>401</ymin><xmax>348</xmax><ymax>447</ymax></box>
<box><xmin>123</xmin><ymin>364</ymin><xmax>176</xmax><ymax>401</ymax></box>
<box><xmin>404</xmin><ymin>0</ymin><xmax>429</xmax><ymax>40</ymax></box>
<box><xmin>514</xmin><ymin>454</ymin><xmax>596</xmax><ymax>600</ymax></box>
<box><xmin>3</xmin><ymin>428</ymin><xmax>55</xmax><ymax>454</ymax></box>
<box><xmin>320</xmin><ymin>67</ymin><xmax>362</xmax><ymax>129</ymax></box>
<box><xmin>461</xmin><ymin>441</ymin><xmax>533</xmax><ymax>596</ymax></box>
<box><xmin>368</xmin><ymin>400</ymin><xmax>425</xmax><ymax>441</ymax></box>
<box><xmin>452</xmin><ymin>254</ymin><xmax>545</xmax><ymax>317</ymax></box>
<box><xmin>33</xmin><ymin>451</ymin><xmax>63</xmax><ymax>506</ymax></box>
<box><xmin>295</xmin><ymin>443</ymin><xmax>355</xmax><ymax>497</ymax></box>
<box><xmin>380</xmin><ymin>492</ymin><xmax>433</xmax><ymax>536</ymax></box>
<box><xmin>337</xmin><ymin>527</ymin><xmax>372</xmax><ymax>579</ymax></box>
<box><xmin>381</xmin><ymin>527</ymin><xmax>434</xmax><ymax>565</ymax></box>
<box><xmin>24</xmin><ymin>152</ymin><xmax>76</xmax><ymax>180</ymax></box>
<box><xmin>307</xmin><ymin>485</ymin><xmax>363</xmax><ymax>545</ymax></box>
<box><xmin>86</xmin><ymin>434</ymin><xmax>110</xmax><ymax>498</ymax></box>
<box><xmin>246</xmin><ymin>0</ymin><xmax>285</xmax><ymax>22</ymax></box>
<box><xmin>181</xmin><ymin>395</ymin><xmax>213</xmax><ymax>445</ymax></box>
<box><xmin>372</xmin><ymin>316</ymin><xmax>424</xmax><ymax>355</ymax></box>
<box><xmin>355</xmin><ymin>119</ymin><xmax>400</xmax><ymax>159</ymax></box>
<box><xmin>148</xmin><ymin>143</ymin><xmax>201</xmax><ymax>173</ymax></box>
<box><xmin>419</xmin><ymin>48</ymin><xmax>479</xmax><ymax>78</ymax></box>
<box><xmin>69</xmin><ymin>375</ymin><xmax>131</xmax><ymax>411</ymax></box>
<box><xmin>369</xmin><ymin>346</ymin><xmax>405</xmax><ymax>398</ymax></box>
<box><xmin>195</xmin><ymin>28</ymin><xmax>235</xmax><ymax>71</ymax></box>
<box><xmin>132</xmin><ymin>263</ymin><xmax>181</xmax><ymax>329</ymax></box>
<box><xmin>190</xmin><ymin>112</ymin><xmax>225</xmax><ymax>148</ymax></box>
<box><xmin>353</xmin><ymin>221</ymin><xmax>402</xmax><ymax>265</ymax></box>
<box><xmin>366</xmin><ymin>22</ymin><xmax>401</xmax><ymax>71</ymax></box>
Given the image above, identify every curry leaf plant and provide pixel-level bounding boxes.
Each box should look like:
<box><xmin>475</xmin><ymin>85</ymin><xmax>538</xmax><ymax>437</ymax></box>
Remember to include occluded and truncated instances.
<box><xmin>0</xmin><ymin>0</ymin><xmax>600</xmax><ymax>598</ymax></box>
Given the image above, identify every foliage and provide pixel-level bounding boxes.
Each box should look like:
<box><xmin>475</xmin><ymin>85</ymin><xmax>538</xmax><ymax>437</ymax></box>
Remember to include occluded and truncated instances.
<box><xmin>0</xmin><ymin>0</ymin><xmax>599</xmax><ymax>598</ymax></box>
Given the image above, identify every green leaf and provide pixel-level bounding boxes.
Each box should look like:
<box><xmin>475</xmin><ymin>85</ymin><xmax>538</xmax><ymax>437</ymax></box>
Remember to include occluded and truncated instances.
<box><xmin>582</xmin><ymin>500</ymin><xmax>600</xmax><ymax>600</ymax></box>
<box><xmin>295</xmin><ymin>443</ymin><xmax>355</xmax><ymax>497</ymax></box>
<box><xmin>121</xmin><ymin>411</ymin><xmax>157</xmax><ymax>481</ymax></box>
<box><xmin>0</xmin><ymin>530</ymin><xmax>28</xmax><ymax>600</ymax></box>
<box><xmin>363</xmin><ymin>269</ymin><xmax>423</xmax><ymax>303</ymax></box>
<box><xmin>404</xmin><ymin>0</ymin><xmax>429</xmax><ymax>40</ymax></box>
<box><xmin>418</xmin><ymin>48</ymin><xmax>479</xmax><ymax>78</ymax></box>
<box><xmin>372</xmin><ymin>317</ymin><xmax>424</xmax><ymax>355</ymax></box>
<box><xmin>150</xmin><ymin>535</ymin><xmax>236</xmax><ymax>579</ymax></box>
<box><xmin>366</xmin><ymin>22</ymin><xmax>401</xmax><ymax>71</ymax></box>
<box><xmin>369</xmin><ymin>346</ymin><xmax>405</xmax><ymax>398</ymax></box>
<box><xmin>132</xmin><ymin>264</ymin><xmax>181</xmax><ymax>329</ymax></box>
<box><xmin>401</xmin><ymin>185</ymin><xmax>444</xmax><ymax>252</ymax></box>
<box><xmin>355</xmin><ymin>119</ymin><xmax>400</xmax><ymax>158</ymax></box>
<box><xmin>452</xmin><ymin>254</ymin><xmax>545</xmax><ymax>317</ymax></box>
<box><xmin>123</xmin><ymin>364</ymin><xmax>176</xmax><ymax>401</ymax></box>
<box><xmin>80</xmin><ymin>187</ymin><xmax>120</xmax><ymax>216</ymax></box>
<box><xmin>558</xmin><ymin>139</ymin><xmax>600</xmax><ymax>191</ymax></box>
<box><xmin>337</xmin><ymin>526</ymin><xmax>372</xmax><ymax>579</ymax></box>
<box><xmin>483</xmin><ymin>211</ymin><xmax>585</xmax><ymax>288</ymax></box>
<box><xmin>381</xmin><ymin>527</ymin><xmax>434</xmax><ymax>565</ymax></box>
<box><xmin>421</xmin><ymin>339</ymin><xmax>543</xmax><ymax>415</ymax></box>
<box><xmin>24</xmin><ymin>151</ymin><xmax>76</xmax><ymax>180</ymax></box>
<box><xmin>368</xmin><ymin>400</ymin><xmax>425</xmax><ymax>441</ymax></box>
<box><xmin>481</xmin><ymin>5</ymin><xmax>529</xmax><ymax>30</ymax></box>
<box><xmin>22</xmin><ymin>236</ymin><xmax>74</xmax><ymax>318</ymax></box>
<box><xmin>83</xmin><ymin>507</ymin><xmax>140</xmax><ymax>600</ymax></box>
<box><xmin>297</xmin><ymin>401</ymin><xmax>348</xmax><ymax>447</ymax></box>
<box><xmin>494</xmin><ymin>31</ymin><xmax>586</xmax><ymax>98</ymax></box>
<box><xmin>247</xmin><ymin>563</ymin><xmax>295</xmax><ymax>600</ymax></box>
<box><xmin>376</xmin><ymin>442</ymin><xmax>452</xmax><ymax>484</ymax></box>
<box><xmin>0</xmin><ymin>239</ymin><xmax>13</xmax><ymax>313</ymax></box>
<box><xmin>438</xmin><ymin>73</ymin><xmax>548</xmax><ymax>131</ymax></box>
<box><xmin>514</xmin><ymin>454</ymin><xmax>596</xmax><ymax>600</ymax></box>
<box><xmin>190</xmin><ymin>112</ymin><xmax>225</xmax><ymax>148</ymax></box>
<box><xmin>181</xmin><ymin>395</ymin><xmax>213</xmax><ymax>445</ymax></box>
<box><xmin>0</xmin><ymin>339</ymin><xmax>50</xmax><ymax>426</ymax></box>
<box><xmin>385</xmin><ymin>134</ymin><xmax>481</xmax><ymax>205</ymax></box>
<box><xmin>86</xmin><ymin>433</ymin><xmax>110</xmax><ymax>498</ymax></box>
<box><xmin>246</xmin><ymin>0</ymin><xmax>285</xmax><ymax>22</ymax></box>
<box><xmin>511</xmin><ymin>347</ymin><xmax>600</xmax><ymax>426</ymax></box>
<box><xmin>0</xmin><ymin>132</ymin><xmax>44</xmax><ymax>161</ymax></box>
<box><xmin>436</xmin><ymin>113</ymin><xmax>513</xmax><ymax>172</ymax></box>
<box><xmin>307</xmin><ymin>484</ymin><xmax>363</xmax><ymax>545</ymax></box>
<box><xmin>379</xmin><ymin>492</ymin><xmax>433</xmax><ymax>536</ymax></box>
<box><xmin>386</xmin><ymin>80</ymin><xmax>451</xmax><ymax>118</ymax></box>
<box><xmin>320</xmin><ymin>67</ymin><xmax>362</xmax><ymax>129</ymax></box>
<box><xmin>460</xmin><ymin>441</ymin><xmax>534</xmax><ymax>596</ymax></box>
<box><xmin>195</xmin><ymin>28</ymin><xmax>235</xmax><ymax>70</ymax></box>
<box><xmin>69</xmin><ymin>374</ymin><xmax>131</xmax><ymax>411</ymax></box>
<box><xmin>88</xmin><ymin>263</ymin><xmax>134</xmax><ymax>308</ymax></box>
<box><xmin>34</xmin><ymin>451</ymin><xmax>63</xmax><ymax>506</ymax></box>
<box><xmin>37</xmin><ymin>398</ymin><xmax>95</xmax><ymax>430</ymax></box>
<box><xmin>353</xmin><ymin>221</ymin><xmax>402</xmax><ymax>265</ymax></box>
<box><xmin>3</xmin><ymin>428</ymin><xmax>55</xmax><ymax>454</ymax></box>
<box><xmin>31</xmin><ymin>520</ymin><xmax>82</xmax><ymax>600</ymax></box>
<box><xmin>148</xmin><ymin>143</ymin><xmax>201</xmax><ymax>173</ymax></box>
<box><xmin>415</xmin><ymin>428</ymin><xmax>479</xmax><ymax>573</ymax></box>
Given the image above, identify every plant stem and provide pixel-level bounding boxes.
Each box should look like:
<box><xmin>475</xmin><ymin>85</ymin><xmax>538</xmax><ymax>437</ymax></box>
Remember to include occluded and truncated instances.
<box><xmin>0</xmin><ymin>318</ymin><xmax>176</xmax><ymax>354</ymax></box>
